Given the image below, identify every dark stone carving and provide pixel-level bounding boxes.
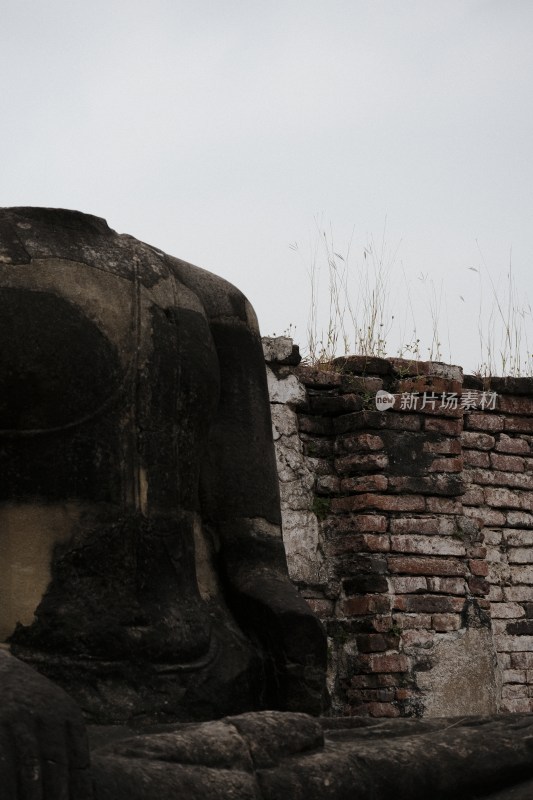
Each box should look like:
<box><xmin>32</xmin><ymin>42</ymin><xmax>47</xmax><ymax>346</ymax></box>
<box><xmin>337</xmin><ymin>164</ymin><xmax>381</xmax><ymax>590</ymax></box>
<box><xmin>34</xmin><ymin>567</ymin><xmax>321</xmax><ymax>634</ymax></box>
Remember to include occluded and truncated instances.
<box><xmin>0</xmin><ymin>206</ymin><xmax>326</xmax><ymax>728</ymax></box>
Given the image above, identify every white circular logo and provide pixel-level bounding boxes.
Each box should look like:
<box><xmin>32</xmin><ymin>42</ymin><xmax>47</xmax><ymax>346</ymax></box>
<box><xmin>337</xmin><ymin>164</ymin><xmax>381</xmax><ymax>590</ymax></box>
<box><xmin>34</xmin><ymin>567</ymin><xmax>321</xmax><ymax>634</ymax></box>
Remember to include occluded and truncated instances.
<box><xmin>375</xmin><ymin>390</ymin><xmax>395</xmax><ymax>411</ymax></box>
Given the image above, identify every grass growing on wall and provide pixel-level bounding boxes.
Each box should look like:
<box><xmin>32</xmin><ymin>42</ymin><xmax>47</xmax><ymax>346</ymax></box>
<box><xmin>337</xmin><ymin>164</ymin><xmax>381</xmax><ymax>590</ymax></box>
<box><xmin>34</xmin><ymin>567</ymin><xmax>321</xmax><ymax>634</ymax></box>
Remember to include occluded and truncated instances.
<box><xmin>291</xmin><ymin>222</ymin><xmax>532</xmax><ymax>378</ymax></box>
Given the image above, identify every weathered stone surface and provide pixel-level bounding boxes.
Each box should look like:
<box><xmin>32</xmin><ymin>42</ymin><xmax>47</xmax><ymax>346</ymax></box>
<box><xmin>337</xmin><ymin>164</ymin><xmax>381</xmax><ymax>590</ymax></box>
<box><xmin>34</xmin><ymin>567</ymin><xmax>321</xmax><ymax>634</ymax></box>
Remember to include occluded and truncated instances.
<box><xmin>262</xmin><ymin>335</ymin><xmax>297</xmax><ymax>364</ymax></box>
<box><xmin>88</xmin><ymin>710</ymin><xmax>533</xmax><ymax>799</ymax></box>
<box><xmin>266</xmin><ymin>365</ymin><xmax>307</xmax><ymax>405</ymax></box>
<box><xmin>0</xmin><ymin>207</ymin><xmax>327</xmax><ymax>724</ymax></box>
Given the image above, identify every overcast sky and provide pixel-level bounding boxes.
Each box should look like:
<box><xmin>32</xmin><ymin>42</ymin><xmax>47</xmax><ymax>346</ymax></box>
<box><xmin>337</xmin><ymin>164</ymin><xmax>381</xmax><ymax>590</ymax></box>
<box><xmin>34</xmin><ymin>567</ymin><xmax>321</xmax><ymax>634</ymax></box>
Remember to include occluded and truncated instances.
<box><xmin>1</xmin><ymin>0</ymin><xmax>532</xmax><ymax>373</ymax></box>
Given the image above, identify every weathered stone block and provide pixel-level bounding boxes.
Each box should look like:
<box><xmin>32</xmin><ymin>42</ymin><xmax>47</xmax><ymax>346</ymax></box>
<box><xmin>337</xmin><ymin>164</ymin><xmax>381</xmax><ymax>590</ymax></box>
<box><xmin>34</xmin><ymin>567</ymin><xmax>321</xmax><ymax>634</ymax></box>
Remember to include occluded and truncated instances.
<box><xmin>461</xmin><ymin>431</ymin><xmax>496</xmax><ymax>450</ymax></box>
<box><xmin>464</xmin><ymin>414</ymin><xmax>505</xmax><ymax>432</ymax></box>
<box><xmin>490</xmin><ymin>452</ymin><xmax>525</xmax><ymax>472</ymax></box>
<box><xmin>464</xmin><ymin>449</ymin><xmax>491</xmax><ymax>467</ymax></box>
<box><xmin>390</xmin><ymin>535</ymin><xmax>465</xmax><ymax>557</ymax></box>
<box><xmin>390</xmin><ymin>576</ymin><xmax>427</xmax><ymax>594</ymax></box>
<box><xmin>423</xmin><ymin>416</ymin><xmax>463</xmax><ymax>435</ymax></box>
<box><xmin>388</xmin><ymin>556</ymin><xmax>467</xmax><ymax>576</ymax></box>
<box><xmin>339</xmin><ymin>475</ymin><xmax>388</xmax><ymax>493</ymax></box>
<box><xmin>394</xmin><ymin>595</ymin><xmax>465</xmax><ymax>613</ymax></box>
<box><xmin>432</xmin><ymin>613</ymin><xmax>461</xmax><ymax>632</ymax></box>
<box><xmin>496</xmin><ymin>435</ymin><xmax>531</xmax><ymax>454</ymax></box>
<box><xmin>389</xmin><ymin>516</ymin><xmax>456</xmax><ymax>535</ymax></box>
<box><xmin>333</xmin><ymin>453</ymin><xmax>389</xmax><ymax>475</ymax></box>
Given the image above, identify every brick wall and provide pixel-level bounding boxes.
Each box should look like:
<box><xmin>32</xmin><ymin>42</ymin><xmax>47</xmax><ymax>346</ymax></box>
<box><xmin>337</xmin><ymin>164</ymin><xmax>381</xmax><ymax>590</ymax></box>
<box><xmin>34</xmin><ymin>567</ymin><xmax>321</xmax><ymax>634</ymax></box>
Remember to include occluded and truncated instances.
<box><xmin>264</xmin><ymin>337</ymin><xmax>533</xmax><ymax>718</ymax></box>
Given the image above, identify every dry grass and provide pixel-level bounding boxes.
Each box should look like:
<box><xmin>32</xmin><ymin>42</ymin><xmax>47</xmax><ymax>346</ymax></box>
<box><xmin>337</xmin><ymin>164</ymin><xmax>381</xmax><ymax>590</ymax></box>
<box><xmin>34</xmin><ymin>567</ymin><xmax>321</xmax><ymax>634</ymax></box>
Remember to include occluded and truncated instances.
<box><xmin>292</xmin><ymin>223</ymin><xmax>532</xmax><ymax>377</ymax></box>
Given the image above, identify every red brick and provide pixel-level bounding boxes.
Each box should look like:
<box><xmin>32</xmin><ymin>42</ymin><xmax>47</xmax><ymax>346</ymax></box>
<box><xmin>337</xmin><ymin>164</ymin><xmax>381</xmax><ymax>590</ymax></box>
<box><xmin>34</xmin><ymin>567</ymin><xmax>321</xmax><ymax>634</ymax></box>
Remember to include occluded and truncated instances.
<box><xmin>309</xmin><ymin>393</ymin><xmax>364</xmax><ymax>416</ymax></box>
<box><xmin>468</xmin><ymin>576</ymin><xmax>490</xmax><ymax>595</ymax></box>
<box><xmin>462</xmin><ymin>485</ymin><xmax>484</xmax><ymax>505</ymax></box>
<box><xmin>340</xmin><ymin>375</ymin><xmax>383</xmax><ymax>393</ymax></box>
<box><xmin>349</xmin><ymin>675</ymin><xmax>380</xmax><ymax>688</ymax></box>
<box><xmin>511</xmin><ymin>653</ymin><xmax>533</xmax><ymax>669</ymax></box>
<box><xmin>372</xmin><ymin>615</ymin><xmax>395</xmax><ymax>633</ymax></box>
<box><xmin>425</xmin><ymin>497</ymin><xmax>462</xmax><ymax>514</ymax></box>
<box><xmin>395</xmin><ymin>377</ymin><xmax>462</xmax><ymax>395</ymax></box>
<box><xmin>392</xmin><ymin>613</ymin><xmax>432</xmax><ymax>629</ymax></box>
<box><xmin>340</xmin><ymin>475</ymin><xmax>388</xmax><ymax>493</ymax></box>
<box><xmin>295</xmin><ymin>365</ymin><xmax>343</xmax><ymax>387</ymax></box>
<box><xmin>401</xmin><ymin>629</ymin><xmax>434</xmax><ymax>648</ymax></box>
<box><xmin>298</xmin><ymin>415</ymin><xmax>335</xmax><ymax>435</ymax></box>
<box><xmin>424</xmin><ymin>417</ymin><xmax>463</xmax><ymax>435</ymax></box>
<box><xmin>496</xmin><ymin>395</ymin><xmax>533</xmax><ymax>416</ymax></box>
<box><xmin>334</xmin><ymin>410</ymin><xmax>421</xmax><ymax>434</ymax></box>
<box><xmin>358</xmin><ymin>653</ymin><xmax>410</xmax><ymax>673</ymax></box>
<box><xmin>333</xmin><ymin>354</ymin><xmax>393</xmax><ymax>376</ymax></box>
<box><xmin>335</xmin><ymin>433</ymin><xmax>384</xmax><ymax>453</ymax></box>
<box><xmin>389</xmin><ymin>358</ymin><xmax>462</xmax><ymax>381</ymax></box>
<box><xmin>493</xmin><ymin>472</ymin><xmax>533</xmax><ymax>490</ymax></box>
<box><xmin>469</xmin><ymin>559</ymin><xmax>489</xmax><ymax>576</ymax></box>
<box><xmin>394</xmin><ymin>595</ymin><xmax>465</xmax><ymax>613</ymax></box>
<box><xmin>507</xmin><ymin>512</ymin><xmax>533</xmax><ymax>528</ymax></box>
<box><xmin>432</xmin><ymin>613</ymin><xmax>461</xmax><ymax>631</ymax></box>
<box><xmin>334</xmin><ymin>453</ymin><xmax>389</xmax><ymax>474</ymax></box>
<box><xmin>504</xmin><ymin>416</ymin><xmax>533</xmax><ymax>434</ymax></box>
<box><xmin>341</xmin><ymin>553</ymin><xmax>387</xmax><ymax>576</ymax></box>
<box><xmin>428</xmin><ymin>456</ymin><xmax>463</xmax><ymax>473</ymax></box>
<box><xmin>390</xmin><ymin>576</ymin><xmax>427</xmax><ymax>593</ymax></box>
<box><xmin>390</xmin><ymin>535</ymin><xmax>465</xmax><ymax>557</ymax></box>
<box><xmin>465</xmin><ymin>414</ymin><xmax>504</xmax><ymax>432</ymax></box>
<box><xmin>423</xmin><ymin>438</ymin><xmax>462</xmax><ymax>455</ymax></box>
<box><xmin>484</xmin><ymin>487</ymin><xmax>525</xmax><ymax>509</ymax></box>
<box><xmin>468</xmin><ymin>468</ymin><xmax>533</xmax><ymax>490</ymax></box>
<box><xmin>388</xmin><ymin>556</ymin><xmax>467</xmax><ymax>576</ymax></box>
<box><xmin>331</xmin><ymin>493</ymin><xmax>426</xmax><ymax>513</ymax></box>
<box><xmin>342</xmin><ymin>595</ymin><xmax>392</xmax><ymax>615</ymax></box>
<box><xmin>356</xmin><ymin>634</ymin><xmax>392</xmax><ymax>653</ymax></box>
<box><xmin>496</xmin><ymin>435</ymin><xmax>531</xmax><ymax>455</ymax></box>
<box><xmin>490</xmin><ymin>453</ymin><xmax>525</xmax><ymax>472</ymax></box>
<box><xmin>324</xmin><ymin>515</ymin><xmax>388</xmax><ymax>535</ymax></box>
<box><xmin>463</xmin><ymin>507</ymin><xmax>506</xmax><ymax>526</ymax></box>
<box><xmin>461</xmin><ymin>431</ymin><xmax>496</xmax><ymax>450</ymax></box>
<box><xmin>328</xmin><ymin>533</ymin><xmax>390</xmax><ymax>555</ymax></box>
<box><xmin>464</xmin><ymin>449</ymin><xmax>490</xmax><ymax>467</ymax></box>
<box><xmin>427</xmin><ymin>576</ymin><xmax>466</xmax><ymax>594</ymax></box>
<box><xmin>395</xmin><ymin>688</ymin><xmax>418</xmax><ymax>701</ymax></box>
<box><xmin>389</xmin><ymin>516</ymin><xmax>456</xmax><ymax>535</ymax></box>
<box><xmin>346</xmin><ymin>688</ymin><xmax>396</xmax><ymax>703</ymax></box>
<box><xmin>388</xmin><ymin>475</ymin><xmax>463</xmax><ymax>496</ymax></box>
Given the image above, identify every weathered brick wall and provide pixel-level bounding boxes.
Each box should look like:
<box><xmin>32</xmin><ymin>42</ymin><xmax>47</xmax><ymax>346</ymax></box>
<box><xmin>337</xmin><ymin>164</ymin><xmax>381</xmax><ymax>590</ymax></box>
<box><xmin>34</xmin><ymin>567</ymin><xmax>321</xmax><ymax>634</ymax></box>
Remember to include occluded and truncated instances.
<box><xmin>461</xmin><ymin>376</ymin><xmax>533</xmax><ymax>713</ymax></box>
<box><xmin>263</xmin><ymin>337</ymin><xmax>533</xmax><ymax>718</ymax></box>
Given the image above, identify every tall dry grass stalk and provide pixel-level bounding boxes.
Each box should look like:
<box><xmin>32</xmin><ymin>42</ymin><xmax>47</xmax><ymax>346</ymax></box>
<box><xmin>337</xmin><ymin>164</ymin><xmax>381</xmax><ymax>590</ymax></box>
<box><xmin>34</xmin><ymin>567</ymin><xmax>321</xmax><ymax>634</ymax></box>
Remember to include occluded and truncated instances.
<box><xmin>294</xmin><ymin>223</ymin><xmax>531</xmax><ymax>377</ymax></box>
<box><xmin>473</xmin><ymin>245</ymin><xmax>532</xmax><ymax>378</ymax></box>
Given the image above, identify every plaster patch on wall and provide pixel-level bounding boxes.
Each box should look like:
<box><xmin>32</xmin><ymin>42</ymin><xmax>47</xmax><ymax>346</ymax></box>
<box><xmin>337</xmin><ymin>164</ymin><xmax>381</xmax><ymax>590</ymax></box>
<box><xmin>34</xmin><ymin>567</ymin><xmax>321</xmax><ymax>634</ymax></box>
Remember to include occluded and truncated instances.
<box><xmin>271</xmin><ymin>403</ymin><xmax>326</xmax><ymax>586</ymax></box>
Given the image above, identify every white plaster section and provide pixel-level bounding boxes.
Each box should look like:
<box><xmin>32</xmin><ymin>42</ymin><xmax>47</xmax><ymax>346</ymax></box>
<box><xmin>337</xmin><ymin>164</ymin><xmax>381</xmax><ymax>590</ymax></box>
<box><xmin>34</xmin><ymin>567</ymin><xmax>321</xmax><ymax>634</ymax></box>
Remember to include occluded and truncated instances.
<box><xmin>262</xmin><ymin>336</ymin><xmax>293</xmax><ymax>363</ymax></box>
<box><xmin>0</xmin><ymin>503</ymin><xmax>83</xmax><ymax>641</ymax></box>
<box><xmin>266</xmin><ymin>366</ymin><xmax>307</xmax><ymax>406</ymax></box>
<box><xmin>270</xmin><ymin>396</ymin><xmax>326</xmax><ymax>587</ymax></box>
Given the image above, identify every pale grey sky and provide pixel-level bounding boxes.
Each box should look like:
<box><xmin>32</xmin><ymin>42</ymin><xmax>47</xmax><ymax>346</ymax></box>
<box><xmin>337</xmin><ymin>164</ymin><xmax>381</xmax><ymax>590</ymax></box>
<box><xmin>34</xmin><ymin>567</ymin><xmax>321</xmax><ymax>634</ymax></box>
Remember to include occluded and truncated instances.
<box><xmin>1</xmin><ymin>0</ymin><xmax>532</xmax><ymax>373</ymax></box>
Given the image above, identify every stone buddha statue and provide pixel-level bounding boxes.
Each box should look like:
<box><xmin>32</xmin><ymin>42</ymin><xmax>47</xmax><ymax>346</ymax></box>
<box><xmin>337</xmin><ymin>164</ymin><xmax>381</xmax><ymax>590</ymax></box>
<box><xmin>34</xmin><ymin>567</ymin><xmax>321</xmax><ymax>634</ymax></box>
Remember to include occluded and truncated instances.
<box><xmin>0</xmin><ymin>206</ymin><xmax>326</xmax><ymax>725</ymax></box>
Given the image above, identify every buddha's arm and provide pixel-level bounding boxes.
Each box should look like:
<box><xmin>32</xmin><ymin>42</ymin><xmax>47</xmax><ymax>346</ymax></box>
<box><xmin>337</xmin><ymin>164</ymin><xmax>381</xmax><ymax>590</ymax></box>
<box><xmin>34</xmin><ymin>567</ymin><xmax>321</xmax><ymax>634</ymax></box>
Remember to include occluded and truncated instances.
<box><xmin>168</xmin><ymin>258</ymin><xmax>327</xmax><ymax>713</ymax></box>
